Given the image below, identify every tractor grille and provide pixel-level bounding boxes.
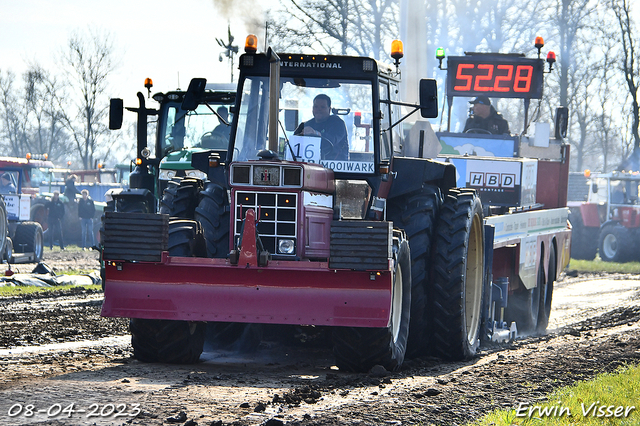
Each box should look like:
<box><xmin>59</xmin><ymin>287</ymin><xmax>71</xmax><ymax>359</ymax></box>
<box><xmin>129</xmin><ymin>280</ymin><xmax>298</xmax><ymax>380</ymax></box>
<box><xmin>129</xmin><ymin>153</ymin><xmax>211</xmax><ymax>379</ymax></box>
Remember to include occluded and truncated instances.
<box><xmin>234</xmin><ymin>191</ymin><xmax>298</xmax><ymax>257</ymax></box>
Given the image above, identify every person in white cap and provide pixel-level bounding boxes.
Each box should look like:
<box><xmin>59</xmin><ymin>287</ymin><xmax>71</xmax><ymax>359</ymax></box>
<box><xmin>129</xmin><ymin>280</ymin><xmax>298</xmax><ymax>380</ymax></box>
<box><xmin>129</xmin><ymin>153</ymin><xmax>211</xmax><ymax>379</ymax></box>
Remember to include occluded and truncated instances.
<box><xmin>463</xmin><ymin>96</ymin><xmax>510</xmax><ymax>135</ymax></box>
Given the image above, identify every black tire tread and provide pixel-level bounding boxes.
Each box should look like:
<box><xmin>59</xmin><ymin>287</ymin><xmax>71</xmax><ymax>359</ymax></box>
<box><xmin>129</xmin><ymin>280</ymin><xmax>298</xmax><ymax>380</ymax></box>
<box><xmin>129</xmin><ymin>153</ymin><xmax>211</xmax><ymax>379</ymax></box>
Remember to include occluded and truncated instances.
<box><xmin>130</xmin><ymin>318</ymin><xmax>205</xmax><ymax>364</ymax></box>
<box><xmin>568</xmin><ymin>210</ymin><xmax>598</xmax><ymax>260</ymax></box>
<box><xmin>194</xmin><ymin>182</ymin><xmax>230</xmax><ymax>258</ymax></box>
<box><xmin>333</xmin><ymin>238</ymin><xmax>411</xmax><ymax>372</ymax></box>
<box><xmin>159</xmin><ymin>177</ymin><xmax>203</xmax><ymax>219</ymax></box>
<box><xmin>387</xmin><ymin>186</ymin><xmax>441</xmax><ymax>357</ymax></box>
<box><xmin>429</xmin><ymin>190</ymin><xmax>484</xmax><ymax>360</ymax></box>
<box><xmin>13</xmin><ymin>222</ymin><xmax>44</xmax><ymax>261</ymax></box>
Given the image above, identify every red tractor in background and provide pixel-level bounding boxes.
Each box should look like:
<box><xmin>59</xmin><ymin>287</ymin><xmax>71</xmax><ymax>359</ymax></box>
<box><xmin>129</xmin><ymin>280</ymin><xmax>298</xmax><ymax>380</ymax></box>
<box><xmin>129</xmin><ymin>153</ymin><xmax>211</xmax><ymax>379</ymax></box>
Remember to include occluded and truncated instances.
<box><xmin>568</xmin><ymin>170</ymin><xmax>640</xmax><ymax>262</ymax></box>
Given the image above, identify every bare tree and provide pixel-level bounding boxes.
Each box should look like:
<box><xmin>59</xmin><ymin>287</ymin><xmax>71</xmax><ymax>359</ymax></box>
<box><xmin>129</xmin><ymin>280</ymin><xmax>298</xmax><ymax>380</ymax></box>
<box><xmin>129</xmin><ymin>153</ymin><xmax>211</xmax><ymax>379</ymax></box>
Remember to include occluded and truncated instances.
<box><xmin>22</xmin><ymin>65</ymin><xmax>69</xmax><ymax>162</ymax></box>
<box><xmin>611</xmin><ymin>0</ymin><xmax>640</xmax><ymax>151</ymax></box>
<box><xmin>56</xmin><ymin>29</ymin><xmax>118</xmax><ymax>169</ymax></box>
<box><xmin>0</xmin><ymin>69</ymin><xmax>25</xmax><ymax>156</ymax></box>
<box><xmin>268</xmin><ymin>0</ymin><xmax>398</xmax><ymax>59</ymax></box>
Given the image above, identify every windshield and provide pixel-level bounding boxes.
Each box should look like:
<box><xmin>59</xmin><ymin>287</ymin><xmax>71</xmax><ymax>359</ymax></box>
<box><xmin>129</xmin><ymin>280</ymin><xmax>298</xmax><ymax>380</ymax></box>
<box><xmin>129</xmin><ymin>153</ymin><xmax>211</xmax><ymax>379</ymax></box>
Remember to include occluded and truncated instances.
<box><xmin>610</xmin><ymin>179</ymin><xmax>640</xmax><ymax>204</ymax></box>
<box><xmin>234</xmin><ymin>77</ymin><xmax>375</xmax><ymax>174</ymax></box>
<box><xmin>161</xmin><ymin>102</ymin><xmax>234</xmax><ymax>157</ymax></box>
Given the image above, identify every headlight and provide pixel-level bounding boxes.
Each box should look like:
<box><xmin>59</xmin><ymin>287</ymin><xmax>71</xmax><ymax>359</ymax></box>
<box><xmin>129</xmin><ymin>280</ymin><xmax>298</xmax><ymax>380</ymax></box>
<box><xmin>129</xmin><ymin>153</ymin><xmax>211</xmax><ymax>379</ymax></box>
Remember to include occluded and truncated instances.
<box><xmin>158</xmin><ymin>170</ymin><xmax>176</xmax><ymax>180</ymax></box>
<box><xmin>186</xmin><ymin>169</ymin><xmax>207</xmax><ymax>180</ymax></box>
<box><xmin>278</xmin><ymin>238</ymin><xmax>295</xmax><ymax>254</ymax></box>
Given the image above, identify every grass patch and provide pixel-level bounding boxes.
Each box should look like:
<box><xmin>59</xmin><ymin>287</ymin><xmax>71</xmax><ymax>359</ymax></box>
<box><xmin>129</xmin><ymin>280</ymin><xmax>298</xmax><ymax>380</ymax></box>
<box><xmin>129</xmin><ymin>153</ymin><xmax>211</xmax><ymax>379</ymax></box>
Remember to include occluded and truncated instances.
<box><xmin>468</xmin><ymin>364</ymin><xmax>640</xmax><ymax>425</ymax></box>
<box><xmin>569</xmin><ymin>257</ymin><xmax>640</xmax><ymax>274</ymax></box>
<box><xmin>0</xmin><ymin>283</ymin><xmax>102</xmax><ymax>297</ymax></box>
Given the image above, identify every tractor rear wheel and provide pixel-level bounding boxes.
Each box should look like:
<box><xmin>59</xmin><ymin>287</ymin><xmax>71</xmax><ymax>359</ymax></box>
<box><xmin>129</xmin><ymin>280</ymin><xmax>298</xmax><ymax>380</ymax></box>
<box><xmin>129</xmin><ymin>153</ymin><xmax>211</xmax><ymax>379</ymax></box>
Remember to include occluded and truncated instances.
<box><xmin>129</xmin><ymin>319</ymin><xmax>205</xmax><ymax>364</ymax></box>
<box><xmin>387</xmin><ymin>186</ymin><xmax>441</xmax><ymax>357</ymax></box>
<box><xmin>568</xmin><ymin>210</ymin><xmax>598</xmax><ymax>260</ymax></box>
<box><xmin>599</xmin><ymin>223</ymin><xmax>633</xmax><ymax>262</ymax></box>
<box><xmin>168</xmin><ymin>219</ymin><xmax>207</xmax><ymax>257</ymax></box>
<box><xmin>12</xmin><ymin>222</ymin><xmax>44</xmax><ymax>262</ymax></box>
<box><xmin>332</xmin><ymin>234</ymin><xmax>411</xmax><ymax>372</ymax></box>
<box><xmin>159</xmin><ymin>177</ymin><xmax>204</xmax><ymax>219</ymax></box>
<box><xmin>429</xmin><ymin>189</ymin><xmax>485</xmax><ymax>360</ymax></box>
<box><xmin>195</xmin><ymin>182</ymin><xmax>230</xmax><ymax>258</ymax></box>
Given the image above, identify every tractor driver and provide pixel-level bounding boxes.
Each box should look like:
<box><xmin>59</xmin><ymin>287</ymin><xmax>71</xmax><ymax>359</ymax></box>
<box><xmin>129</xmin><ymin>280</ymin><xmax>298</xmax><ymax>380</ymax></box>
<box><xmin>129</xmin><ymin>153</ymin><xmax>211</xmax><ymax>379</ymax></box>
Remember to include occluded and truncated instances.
<box><xmin>294</xmin><ymin>94</ymin><xmax>349</xmax><ymax>161</ymax></box>
<box><xmin>463</xmin><ymin>96</ymin><xmax>510</xmax><ymax>135</ymax></box>
<box><xmin>0</xmin><ymin>173</ymin><xmax>16</xmax><ymax>194</ymax></box>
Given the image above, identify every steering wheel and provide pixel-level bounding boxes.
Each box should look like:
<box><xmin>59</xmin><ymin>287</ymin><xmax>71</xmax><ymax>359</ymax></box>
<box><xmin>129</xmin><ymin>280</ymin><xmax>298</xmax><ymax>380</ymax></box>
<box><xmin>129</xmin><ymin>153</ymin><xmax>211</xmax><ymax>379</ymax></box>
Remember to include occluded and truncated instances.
<box><xmin>464</xmin><ymin>128</ymin><xmax>492</xmax><ymax>135</ymax></box>
<box><xmin>320</xmin><ymin>137</ymin><xmax>335</xmax><ymax>159</ymax></box>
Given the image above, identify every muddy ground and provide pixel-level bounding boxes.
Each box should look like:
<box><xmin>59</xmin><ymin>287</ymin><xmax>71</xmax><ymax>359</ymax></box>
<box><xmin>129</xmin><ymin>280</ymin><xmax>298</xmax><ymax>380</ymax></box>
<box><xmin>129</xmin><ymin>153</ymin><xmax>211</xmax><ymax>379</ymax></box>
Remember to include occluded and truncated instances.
<box><xmin>0</xmin><ymin>249</ymin><xmax>639</xmax><ymax>425</ymax></box>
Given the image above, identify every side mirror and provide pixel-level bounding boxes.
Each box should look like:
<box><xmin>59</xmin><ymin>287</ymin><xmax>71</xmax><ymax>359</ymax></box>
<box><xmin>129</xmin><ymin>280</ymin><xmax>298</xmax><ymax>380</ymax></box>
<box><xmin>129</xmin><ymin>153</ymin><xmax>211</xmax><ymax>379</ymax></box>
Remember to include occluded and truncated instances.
<box><xmin>182</xmin><ymin>78</ymin><xmax>207</xmax><ymax>111</ymax></box>
<box><xmin>555</xmin><ymin>106</ymin><xmax>569</xmax><ymax>139</ymax></box>
<box><xmin>592</xmin><ymin>183</ymin><xmax>598</xmax><ymax>193</ymax></box>
<box><xmin>419</xmin><ymin>79</ymin><xmax>438</xmax><ymax>118</ymax></box>
<box><xmin>109</xmin><ymin>98</ymin><xmax>123</xmax><ymax>130</ymax></box>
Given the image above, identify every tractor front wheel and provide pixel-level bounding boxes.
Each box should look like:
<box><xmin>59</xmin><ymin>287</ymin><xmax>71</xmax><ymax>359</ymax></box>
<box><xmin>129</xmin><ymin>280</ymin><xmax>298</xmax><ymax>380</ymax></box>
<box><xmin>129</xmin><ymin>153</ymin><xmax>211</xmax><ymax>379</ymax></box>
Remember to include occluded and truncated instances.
<box><xmin>130</xmin><ymin>319</ymin><xmax>205</xmax><ymax>364</ymax></box>
<box><xmin>332</xmin><ymin>234</ymin><xmax>411</xmax><ymax>372</ymax></box>
<box><xmin>599</xmin><ymin>223</ymin><xmax>633</xmax><ymax>262</ymax></box>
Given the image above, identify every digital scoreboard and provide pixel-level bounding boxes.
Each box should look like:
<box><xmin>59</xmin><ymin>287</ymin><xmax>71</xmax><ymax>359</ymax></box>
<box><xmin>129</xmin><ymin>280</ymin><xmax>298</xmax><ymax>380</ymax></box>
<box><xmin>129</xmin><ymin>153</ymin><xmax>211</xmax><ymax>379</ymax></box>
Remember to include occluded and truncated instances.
<box><xmin>446</xmin><ymin>55</ymin><xmax>545</xmax><ymax>99</ymax></box>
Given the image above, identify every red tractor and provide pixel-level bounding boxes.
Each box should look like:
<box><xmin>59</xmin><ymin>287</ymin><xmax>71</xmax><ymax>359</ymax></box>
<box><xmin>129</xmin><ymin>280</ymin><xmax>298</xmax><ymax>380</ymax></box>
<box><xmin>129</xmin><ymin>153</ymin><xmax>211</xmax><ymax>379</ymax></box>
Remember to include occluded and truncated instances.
<box><xmin>101</xmin><ymin>36</ymin><xmax>570</xmax><ymax>372</ymax></box>
<box><xmin>568</xmin><ymin>171</ymin><xmax>640</xmax><ymax>262</ymax></box>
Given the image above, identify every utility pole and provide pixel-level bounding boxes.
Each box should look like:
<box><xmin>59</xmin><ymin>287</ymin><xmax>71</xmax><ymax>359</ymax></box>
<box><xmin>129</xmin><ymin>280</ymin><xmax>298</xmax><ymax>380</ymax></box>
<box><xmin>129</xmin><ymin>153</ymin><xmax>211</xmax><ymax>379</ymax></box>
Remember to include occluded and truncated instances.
<box><xmin>217</xmin><ymin>24</ymin><xmax>239</xmax><ymax>83</ymax></box>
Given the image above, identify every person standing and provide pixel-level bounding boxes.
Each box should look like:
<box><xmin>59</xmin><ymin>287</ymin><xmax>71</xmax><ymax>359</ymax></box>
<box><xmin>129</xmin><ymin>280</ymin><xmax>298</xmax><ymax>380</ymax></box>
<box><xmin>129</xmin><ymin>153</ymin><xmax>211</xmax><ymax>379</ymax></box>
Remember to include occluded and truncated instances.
<box><xmin>46</xmin><ymin>191</ymin><xmax>66</xmax><ymax>250</ymax></box>
<box><xmin>63</xmin><ymin>174</ymin><xmax>80</xmax><ymax>201</ymax></box>
<box><xmin>78</xmin><ymin>189</ymin><xmax>96</xmax><ymax>250</ymax></box>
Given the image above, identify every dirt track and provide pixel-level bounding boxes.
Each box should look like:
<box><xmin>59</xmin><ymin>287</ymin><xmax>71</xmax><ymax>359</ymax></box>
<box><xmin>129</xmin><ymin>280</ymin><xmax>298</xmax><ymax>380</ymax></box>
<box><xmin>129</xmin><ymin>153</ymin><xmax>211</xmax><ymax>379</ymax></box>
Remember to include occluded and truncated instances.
<box><xmin>0</xmin><ymin>251</ymin><xmax>639</xmax><ymax>426</ymax></box>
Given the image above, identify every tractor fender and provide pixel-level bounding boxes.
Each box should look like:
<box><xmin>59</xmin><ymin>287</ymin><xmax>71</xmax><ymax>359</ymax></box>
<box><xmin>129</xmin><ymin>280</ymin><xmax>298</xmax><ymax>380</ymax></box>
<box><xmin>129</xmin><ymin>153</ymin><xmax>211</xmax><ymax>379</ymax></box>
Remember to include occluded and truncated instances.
<box><xmin>600</xmin><ymin>219</ymin><xmax>620</xmax><ymax>230</ymax></box>
<box><xmin>388</xmin><ymin>157</ymin><xmax>456</xmax><ymax>200</ymax></box>
<box><xmin>579</xmin><ymin>203</ymin><xmax>600</xmax><ymax>227</ymax></box>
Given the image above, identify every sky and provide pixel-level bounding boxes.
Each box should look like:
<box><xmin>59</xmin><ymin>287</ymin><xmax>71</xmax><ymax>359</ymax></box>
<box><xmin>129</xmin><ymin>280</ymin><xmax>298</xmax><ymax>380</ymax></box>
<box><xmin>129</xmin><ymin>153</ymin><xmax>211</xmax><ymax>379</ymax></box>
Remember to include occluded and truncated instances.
<box><xmin>0</xmin><ymin>0</ymin><xmax>267</xmax><ymax>108</ymax></box>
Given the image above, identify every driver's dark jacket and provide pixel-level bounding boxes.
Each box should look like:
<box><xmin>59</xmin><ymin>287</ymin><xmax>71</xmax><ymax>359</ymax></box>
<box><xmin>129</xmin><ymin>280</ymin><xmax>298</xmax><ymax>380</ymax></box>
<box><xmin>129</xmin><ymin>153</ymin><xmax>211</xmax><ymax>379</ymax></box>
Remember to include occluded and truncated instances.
<box><xmin>463</xmin><ymin>107</ymin><xmax>510</xmax><ymax>135</ymax></box>
<box><xmin>294</xmin><ymin>115</ymin><xmax>349</xmax><ymax>160</ymax></box>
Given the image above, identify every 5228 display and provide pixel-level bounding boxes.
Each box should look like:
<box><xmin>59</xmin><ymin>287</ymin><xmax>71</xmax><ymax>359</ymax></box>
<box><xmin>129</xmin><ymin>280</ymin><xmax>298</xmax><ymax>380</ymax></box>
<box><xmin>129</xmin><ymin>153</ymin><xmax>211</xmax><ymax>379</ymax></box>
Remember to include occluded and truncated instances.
<box><xmin>446</xmin><ymin>55</ymin><xmax>544</xmax><ymax>99</ymax></box>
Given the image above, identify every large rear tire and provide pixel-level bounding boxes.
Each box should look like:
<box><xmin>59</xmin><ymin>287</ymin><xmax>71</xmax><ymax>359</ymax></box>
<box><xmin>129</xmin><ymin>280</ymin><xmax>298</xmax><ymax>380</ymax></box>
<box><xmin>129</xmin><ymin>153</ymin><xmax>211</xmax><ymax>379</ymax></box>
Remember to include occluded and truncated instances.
<box><xmin>12</xmin><ymin>222</ymin><xmax>44</xmax><ymax>262</ymax></box>
<box><xmin>333</xmin><ymin>234</ymin><xmax>411</xmax><ymax>372</ymax></box>
<box><xmin>168</xmin><ymin>219</ymin><xmax>207</xmax><ymax>258</ymax></box>
<box><xmin>598</xmin><ymin>223</ymin><xmax>633</xmax><ymax>262</ymax></box>
<box><xmin>194</xmin><ymin>182</ymin><xmax>230</xmax><ymax>258</ymax></box>
<box><xmin>568</xmin><ymin>210</ymin><xmax>597</xmax><ymax>260</ymax></box>
<box><xmin>388</xmin><ymin>186</ymin><xmax>441</xmax><ymax>357</ymax></box>
<box><xmin>129</xmin><ymin>319</ymin><xmax>205</xmax><ymax>364</ymax></box>
<box><xmin>506</xmin><ymin>254</ymin><xmax>544</xmax><ymax>333</ymax></box>
<box><xmin>429</xmin><ymin>189</ymin><xmax>485</xmax><ymax>360</ymax></box>
<box><xmin>159</xmin><ymin>177</ymin><xmax>204</xmax><ymax>219</ymax></box>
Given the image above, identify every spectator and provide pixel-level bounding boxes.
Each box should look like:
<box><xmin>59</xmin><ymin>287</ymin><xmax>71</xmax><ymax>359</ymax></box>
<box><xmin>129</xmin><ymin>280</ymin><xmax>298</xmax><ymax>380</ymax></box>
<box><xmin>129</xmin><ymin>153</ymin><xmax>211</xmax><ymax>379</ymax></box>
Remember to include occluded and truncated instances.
<box><xmin>46</xmin><ymin>191</ymin><xmax>65</xmax><ymax>250</ymax></box>
<box><xmin>78</xmin><ymin>189</ymin><xmax>96</xmax><ymax>250</ymax></box>
<box><xmin>63</xmin><ymin>174</ymin><xmax>80</xmax><ymax>201</ymax></box>
<box><xmin>0</xmin><ymin>173</ymin><xmax>16</xmax><ymax>194</ymax></box>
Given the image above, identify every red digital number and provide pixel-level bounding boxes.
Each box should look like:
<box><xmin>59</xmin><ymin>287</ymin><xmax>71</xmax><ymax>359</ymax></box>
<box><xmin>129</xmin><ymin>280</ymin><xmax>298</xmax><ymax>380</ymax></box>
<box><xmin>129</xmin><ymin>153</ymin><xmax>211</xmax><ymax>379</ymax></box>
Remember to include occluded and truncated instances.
<box><xmin>513</xmin><ymin>65</ymin><xmax>533</xmax><ymax>92</ymax></box>
<box><xmin>454</xmin><ymin>64</ymin><xmax>474</xmax><ymax>91</ymax></box>
<box><xmin>473</xmin><ymin>64</ymin><xmax>494</xmax><ymax>91</ymax></box>
<box><xmin>493</xmin><ymin>65</ymin><xmax>513</xmax><ymax>92</ymax></box>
